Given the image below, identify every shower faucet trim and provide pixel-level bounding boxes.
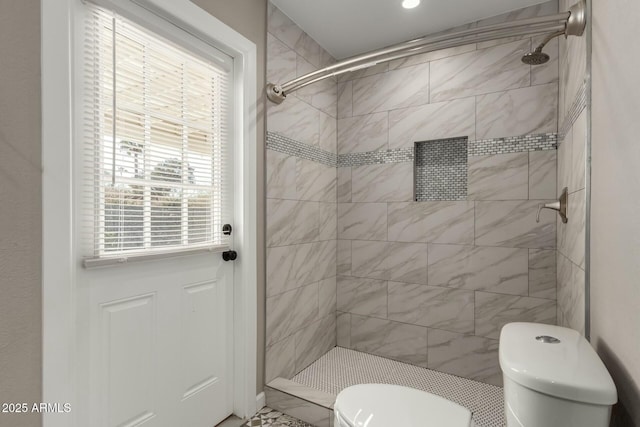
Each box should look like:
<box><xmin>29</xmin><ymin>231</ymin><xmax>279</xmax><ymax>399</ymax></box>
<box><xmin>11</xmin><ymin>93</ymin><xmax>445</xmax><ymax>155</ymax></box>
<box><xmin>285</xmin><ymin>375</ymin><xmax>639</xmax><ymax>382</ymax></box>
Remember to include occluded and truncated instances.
<box><xmin>537</xmin><ymin>187</ymin><xmax>569</xmax><ymax>223</ymax></box>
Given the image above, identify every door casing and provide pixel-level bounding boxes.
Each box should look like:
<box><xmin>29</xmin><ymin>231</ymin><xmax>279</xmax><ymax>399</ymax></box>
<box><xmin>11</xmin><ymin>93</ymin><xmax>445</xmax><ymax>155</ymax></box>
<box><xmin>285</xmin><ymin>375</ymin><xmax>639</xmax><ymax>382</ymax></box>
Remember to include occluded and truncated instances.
<box><xmin>41</xmin><ymin>1</ymin><xmax>259</xmax><ymax>425</ymax></box>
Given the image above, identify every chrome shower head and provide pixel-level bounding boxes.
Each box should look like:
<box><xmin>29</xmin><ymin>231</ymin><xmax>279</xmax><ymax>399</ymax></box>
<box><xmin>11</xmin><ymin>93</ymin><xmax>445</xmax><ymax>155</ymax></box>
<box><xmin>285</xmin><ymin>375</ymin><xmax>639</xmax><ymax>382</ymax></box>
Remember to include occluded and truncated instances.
<box><xmin>521</xmin><ymin>29</ymin><xmax>564</xmax><ymax>65</ymax></box>
<box><xmin>521</xmin><ymin>50</ymin><xmax>551</xmax><ymax>65</ymax></box>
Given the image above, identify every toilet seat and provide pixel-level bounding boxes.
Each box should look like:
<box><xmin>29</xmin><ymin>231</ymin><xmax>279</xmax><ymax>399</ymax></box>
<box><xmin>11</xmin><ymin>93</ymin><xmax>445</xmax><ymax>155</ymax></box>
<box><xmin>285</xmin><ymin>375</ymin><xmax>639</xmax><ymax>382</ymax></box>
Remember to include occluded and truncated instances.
<box><xmin>334</xmin><ymin>384</ymin><xmax>473</xmax><ymax>427</ymax></box>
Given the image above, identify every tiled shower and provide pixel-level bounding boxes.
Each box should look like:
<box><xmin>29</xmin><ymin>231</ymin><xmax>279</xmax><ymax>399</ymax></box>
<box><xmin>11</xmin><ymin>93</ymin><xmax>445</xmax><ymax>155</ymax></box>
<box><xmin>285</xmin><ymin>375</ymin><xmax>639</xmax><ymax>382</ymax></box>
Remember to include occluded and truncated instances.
<box><xmin>265</xmin><ymin>0</ymin><xmax>588</xmax><ymax>419</ymax></box>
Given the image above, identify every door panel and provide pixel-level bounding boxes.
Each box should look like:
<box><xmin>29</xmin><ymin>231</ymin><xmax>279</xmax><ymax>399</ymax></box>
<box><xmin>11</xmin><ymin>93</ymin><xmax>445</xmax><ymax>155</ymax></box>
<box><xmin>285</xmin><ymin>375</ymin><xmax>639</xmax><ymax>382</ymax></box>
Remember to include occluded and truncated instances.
<box><xmin>102</xmin><ymin>294</ymin><xmax>157</xmax><ymax>427</ymax></box>
<box><xmin>84</xmin><ymin>253</ymin><xmax>233</xmax><ymax>427</ymax></box>
<box><xmin>181</xmin><ymin>281</ymin><xmax>220</xmax><ymax>399</ymax></box>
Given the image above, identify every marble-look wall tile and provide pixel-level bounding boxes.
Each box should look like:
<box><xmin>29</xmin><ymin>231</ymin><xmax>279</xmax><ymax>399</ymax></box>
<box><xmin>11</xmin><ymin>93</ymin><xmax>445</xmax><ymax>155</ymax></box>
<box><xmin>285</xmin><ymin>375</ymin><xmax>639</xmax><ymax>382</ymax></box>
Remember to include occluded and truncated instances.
<box><xmin>295</xmin><ymin>314</ymin><xmax>336</xmax><ymax>373</ymax></box>
<box><xmin>266</xmin><ymin>150</ymin><xmax>296</xmax><ymax>199</ymax></box>
<box><xmin>475</xmin><ymin>200</ymin><xmax>556</xmax><ymax>248</ymax></box>
<box><xmin>428</xmin><ymin>244</ymin><xmax>529</xmax><ymax>295</ymax></box>
<box><xmin>351</xmin><ymin>163</ymin><xmax>413</xmax><ymax>202</ymax></box>
<box><xmin>337</xmin><ymin>276</ymin><xmax>387</xmax><ymax>318</ymax></box>
<box><xmin>266</xmin><ymin>335</ymin><xmax>296</xmax><ymax>383</ymax></box>
<box><xmin>296</xmin><ymin>56</ymin><xmax>337</xmax><ymax>118</ymax></box>
<box><xmin>296</xmin><ymin>158</ymin><xmax>336</xmax><ymax>202</ymax></box>
<box><xmin>337</xmin><ymin>112</ymin><xmax>388</xmax><ymax>154</ymax></box>
<box><xmin>387</xmin><ymin>44</ymin><xmax>477</xmax><ymax>71</ymax></box>
<box><xmin>387</xmin><ymin>242</ymin><xmax>429</xmax><ymax>285</ymax></box>
<box><xmin>337</xmin><ymin>81</ymin><xmax>353</xmax><ymax>119</ymax></box>
<box><xmin>351</xmin><ymin>240</ymin><xmax>388</xmax><ymax>280</ymax></box>
<box><xmin>529</xmin><ymin>249</ymin><xmax>556</xmax><ymax>299</ymax></box>
<box><xmin>566</xmin><ymin>189</ymin><xmax>585</xmax><ymax>268</ymax></box>
<box><xmin>475</xmin><ymin>291</ymin><xmax>557</xmax><ymax>339</ymax></box>
<box><xmin>267</xmin><ymin>95</ymin><xmax>319</xmax><ymax>146</ymax></box>
<box><xmin>336</xmin><ymin>312</ymin><xmax>351</xmax><ymax>347</ymax></box>
<box><xmin>266</xmin><ymin>283</ymin><xmax>319</xmax><ymax>346</ymax></box>
<box><xmin>529</xmin><ymin>150</ymin><xmax>557</xmax><ymax>200</ymax></box>
<box><xmin>476</xmin><ymin>0</ymin><xmax>558</xmax><ymax>26</ymax></box>
<box><xmin>267</xmin><ymin>240</ymin><xmax>336</xmax><ymax>298</ymax></box>
<box><xmin>559</xmin><ymin>17</ymin><xmax>586</xmax><ymax>123</ymax></box>
<box><xmin>430</xmin><ymin>39</ymin><xmax>530</xmax><ymax>102</ymax></box>
<box><xmin>268</xmin><ymin>3</ymin><xmax>333</xmax><ymax>70</ymax></box>
<box><xmin>388</xmin><ymin>98</ymin><xmax>476</xmax><ymax>150</ymax></box>
<box><xmin>462</xmin><ymin>245</ymin><xmax>529</xmax><ymax>295</ymax></box>
<box><xmin>267</xmin><ymin>243</ymin><xmax>315</xmax><ymax>297</ymax></box>
<box><xmin>388</xmin><ymin>201</ymin><xmax>474</xmax><ymax>244</ymax></box>
<box><xmin>337</xmin><ymin>167</ymin><xmax>352</xmax><ymax>203</ymax></box>
<box><xmin>427</xmin><ymin>329</ymin><xmax>502</xmax><ymax>386</ymax></box>
<box><xmin>338</xmin><ymin>202</ymin><xmax>387</xmax><ymax>241</ymax></box>
<box><xmin>318</xmin><ymin>203</ymin><xmax>337</xmax><ymax>241</ymax></box>
<box><xmin>557</xmin><ymin>126</ymin><xmax>572</xmax><ymax>194</ymax></box>
<box><xmin>267</xmin><ymin>33</ymin><xmax>296</xmax><ymax>84</ymax></box>
<box><xmin>388</xmin><ymin>282</ymin><xmax>474</xmax><ymax>334</ymax></box>
<box><xmin>531</xmin><ymin>37</ymin><xmax>559</xmax><ymax>85</ymax></box>
<box><xmin>267</xmin><ymin>3</ymin><xmax>303</xmax><ymax>54</ymax></box>
<box><xmin>350</xmin><ymin>315</ymin><xmax>428</xmax><ymax>367</ymax></box>
<box><xmin>338</xmin><ymin>63</ymin><xmax>389</xmax><ymax>83</ymax></box>
<box><xmin>314</xmin><ymin>240</ymin><xmax>337</xmax><ymax>280</ymax></box>
<box><xmin>352</xmin><ymin>62</ymin><xmax>430</xmax><ymax>115</ymax></box>
<box><xmin>570</xmin><ymin>107</ymin><xmax>587</xmax><ymax>192</ymax></box>
<box><xmin>267</xmin><ymin>199</ymin><xmax>318</xmax><ymax>247</ymax></box>
<box><xmin>557</xmin><ymin>254</ymin><xmax>585</xmax><ymax>334</ymax></box>
<box><xmin>476</xmin><ymin>83</ymin><xmax>558</xmax><ymax>140</ymax></box>
<box><xmin>337</xmin><ymin>240</ymin><xmax>352</xmax><ymax>276</ymax></box>
<box><xmin>467</xmin><ymin>152</ymin><xmax>528</xmax><ymax>200</ymax></box>
<box><xmin>319</xmin><ymin>111</ymin><xmax>337</xmax><ymax>154</ymax></box>
<box><xmin>318</xmin><ymin>276</ymin><xmax>337</xmax><ymax>318</ymax></box>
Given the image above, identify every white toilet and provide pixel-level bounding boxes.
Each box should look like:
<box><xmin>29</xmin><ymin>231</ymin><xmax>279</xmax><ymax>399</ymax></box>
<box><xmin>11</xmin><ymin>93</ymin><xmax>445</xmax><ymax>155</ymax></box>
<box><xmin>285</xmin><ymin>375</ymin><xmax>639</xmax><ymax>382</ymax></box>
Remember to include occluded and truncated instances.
<box><xmin>500</xmin><ymin>322</ymin><xmax>617</xmax><ymax>426</ymax></box>
<box><xmin>333</xmin><ymin>384</ymin><xmax>474</xmax><ymax>427</ymax></box>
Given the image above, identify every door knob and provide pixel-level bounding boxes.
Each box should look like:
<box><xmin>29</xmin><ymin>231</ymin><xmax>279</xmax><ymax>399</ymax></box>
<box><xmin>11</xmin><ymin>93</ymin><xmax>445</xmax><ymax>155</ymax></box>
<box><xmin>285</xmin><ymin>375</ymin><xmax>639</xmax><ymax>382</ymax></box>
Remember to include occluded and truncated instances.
<box><xmin>222</xmin><ymin>250</ymin><xmax>237</xmax><ymax>261</ymax></box>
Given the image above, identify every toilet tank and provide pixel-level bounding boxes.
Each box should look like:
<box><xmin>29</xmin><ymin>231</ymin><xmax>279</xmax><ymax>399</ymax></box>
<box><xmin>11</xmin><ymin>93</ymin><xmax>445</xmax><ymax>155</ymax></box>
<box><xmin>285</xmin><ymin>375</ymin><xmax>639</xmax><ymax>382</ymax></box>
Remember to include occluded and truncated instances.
<box><xmin>499</xmin><ymin>323</ymin><xmax>617</xmax><ymax>427</ymax></box>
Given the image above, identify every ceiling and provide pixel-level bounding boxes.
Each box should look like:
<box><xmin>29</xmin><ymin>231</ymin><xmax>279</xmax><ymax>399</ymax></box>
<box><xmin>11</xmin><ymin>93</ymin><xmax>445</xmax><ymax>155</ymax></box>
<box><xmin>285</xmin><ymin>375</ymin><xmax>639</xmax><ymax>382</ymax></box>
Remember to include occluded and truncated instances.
<box><xmin>271</xmin><ymin>0</ymin><xmax>551</xmax><ymax>59</ymax></box>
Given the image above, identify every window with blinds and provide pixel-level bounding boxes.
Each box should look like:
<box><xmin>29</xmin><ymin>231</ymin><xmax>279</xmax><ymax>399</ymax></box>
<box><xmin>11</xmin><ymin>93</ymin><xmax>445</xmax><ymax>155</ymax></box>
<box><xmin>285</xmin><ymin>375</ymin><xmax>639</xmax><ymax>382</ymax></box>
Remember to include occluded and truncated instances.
<box><xmin>82</xmin><ymin>5</ymin><xmax>232</xmax><ymax>262</ymax></box>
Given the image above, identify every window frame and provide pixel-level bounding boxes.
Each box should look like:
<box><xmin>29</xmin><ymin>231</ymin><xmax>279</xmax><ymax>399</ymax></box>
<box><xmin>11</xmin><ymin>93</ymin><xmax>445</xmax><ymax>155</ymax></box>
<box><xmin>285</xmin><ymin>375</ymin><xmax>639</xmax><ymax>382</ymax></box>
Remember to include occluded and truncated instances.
<box><xmin>82</xmin><ymin>6</ymin><xmax>235</xmax><ymax>264</ymax></box>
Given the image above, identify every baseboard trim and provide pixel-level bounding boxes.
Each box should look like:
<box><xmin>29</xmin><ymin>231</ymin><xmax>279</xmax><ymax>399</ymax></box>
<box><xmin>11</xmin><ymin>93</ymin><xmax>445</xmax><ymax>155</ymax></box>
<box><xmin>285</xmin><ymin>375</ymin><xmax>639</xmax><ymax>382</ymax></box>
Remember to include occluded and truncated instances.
<box><xmin>256</xmin><ymin>391</ymin><xmax>266</xmax><ymax>410</ymax></box>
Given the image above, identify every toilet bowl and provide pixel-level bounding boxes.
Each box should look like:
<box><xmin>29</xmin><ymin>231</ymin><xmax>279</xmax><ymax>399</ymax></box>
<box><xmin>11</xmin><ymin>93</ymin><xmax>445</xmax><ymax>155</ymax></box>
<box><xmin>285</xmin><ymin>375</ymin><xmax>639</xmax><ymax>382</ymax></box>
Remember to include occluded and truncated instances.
<box><xmin>500</xmin><ymin>322</ymin><xmax>617</xmax><ymax>427</ymax></box>
<box><xmin>333</xmin><ymin>384</ymin><xmax>474</xmax><ymax>427</ymax></box>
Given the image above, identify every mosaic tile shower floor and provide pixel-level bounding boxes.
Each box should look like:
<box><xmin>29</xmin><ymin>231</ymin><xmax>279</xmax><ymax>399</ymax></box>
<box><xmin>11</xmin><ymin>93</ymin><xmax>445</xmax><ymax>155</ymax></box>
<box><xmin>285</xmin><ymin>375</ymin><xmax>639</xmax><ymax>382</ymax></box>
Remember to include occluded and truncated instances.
<box><xmin>244</xmin><ymin>407</ymin><xmax>312</xmax><ymax>427</ymax></box>
<box><xmin>291</xmin><ymin>347</ymin><xmax>506</xmax><ymax>427</ymax></box>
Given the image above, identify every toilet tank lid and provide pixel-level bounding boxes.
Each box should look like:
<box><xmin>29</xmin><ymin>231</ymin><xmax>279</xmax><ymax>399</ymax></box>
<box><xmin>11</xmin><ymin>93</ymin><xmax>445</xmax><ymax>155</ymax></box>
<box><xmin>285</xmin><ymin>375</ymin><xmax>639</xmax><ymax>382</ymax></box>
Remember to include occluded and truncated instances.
<box><xmin>499</xmin><ymin>323</ymin><xmax>617</xmax><ymax>405</ymax></box>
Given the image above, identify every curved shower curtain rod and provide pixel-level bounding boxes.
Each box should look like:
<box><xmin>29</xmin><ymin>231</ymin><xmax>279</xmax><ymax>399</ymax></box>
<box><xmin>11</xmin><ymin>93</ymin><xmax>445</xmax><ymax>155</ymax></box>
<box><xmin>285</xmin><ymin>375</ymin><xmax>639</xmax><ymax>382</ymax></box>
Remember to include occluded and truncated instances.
<box><xmin>266</xmin><ymin>0</ymin><xmax>586</xmax><ymax>104</ymax></box>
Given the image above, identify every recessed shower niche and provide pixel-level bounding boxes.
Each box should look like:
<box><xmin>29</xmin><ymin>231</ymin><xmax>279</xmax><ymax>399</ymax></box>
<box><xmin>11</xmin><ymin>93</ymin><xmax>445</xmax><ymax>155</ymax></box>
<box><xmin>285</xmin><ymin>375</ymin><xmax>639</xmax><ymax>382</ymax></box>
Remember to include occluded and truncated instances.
<box><xmin>414</xmin><ymin>137</ymin><xmax>468</xmax><ymax>201</ymax></box>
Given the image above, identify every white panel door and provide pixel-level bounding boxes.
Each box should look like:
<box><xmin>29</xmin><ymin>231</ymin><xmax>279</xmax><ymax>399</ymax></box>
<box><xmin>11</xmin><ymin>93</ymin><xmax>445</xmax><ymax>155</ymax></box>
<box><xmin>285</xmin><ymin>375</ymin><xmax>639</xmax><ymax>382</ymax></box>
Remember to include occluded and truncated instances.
<box><xmin>79</xmin><ymin>252</ymin><xmax>233</xmax><ymax>427</ymax></box>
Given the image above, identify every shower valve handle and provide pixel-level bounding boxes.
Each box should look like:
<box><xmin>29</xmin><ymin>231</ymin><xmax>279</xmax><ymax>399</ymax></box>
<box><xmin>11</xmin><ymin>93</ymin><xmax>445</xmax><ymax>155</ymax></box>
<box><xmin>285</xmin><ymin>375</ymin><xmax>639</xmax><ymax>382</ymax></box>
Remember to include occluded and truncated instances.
<box><xmin>536</xmin><ymin>187</ymin><xmax>568</xmax><ymax>223</ymax></box>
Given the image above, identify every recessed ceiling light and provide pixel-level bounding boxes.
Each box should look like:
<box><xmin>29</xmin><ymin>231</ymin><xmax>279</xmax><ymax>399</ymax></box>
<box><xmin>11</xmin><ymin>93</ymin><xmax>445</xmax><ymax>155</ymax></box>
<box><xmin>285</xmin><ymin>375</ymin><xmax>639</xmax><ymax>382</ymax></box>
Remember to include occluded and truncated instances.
<box><xmin>402</xmin><ymin>0</ymin><xmax>420</xmax><ymax>9</ymax></box>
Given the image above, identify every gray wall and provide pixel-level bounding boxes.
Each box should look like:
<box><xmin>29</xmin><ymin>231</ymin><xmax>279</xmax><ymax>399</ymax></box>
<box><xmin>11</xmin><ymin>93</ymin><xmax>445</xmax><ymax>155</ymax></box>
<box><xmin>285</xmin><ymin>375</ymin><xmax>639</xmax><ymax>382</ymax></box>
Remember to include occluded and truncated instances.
<box><xmin>591</xmin><ymin>0</ymin><xmax>640</xmax><ymax>424</ymax></box>
<box><xmin>0</xmin><ymin>1</ymin><xmax>42</xmax><ymax>427</ymax></box>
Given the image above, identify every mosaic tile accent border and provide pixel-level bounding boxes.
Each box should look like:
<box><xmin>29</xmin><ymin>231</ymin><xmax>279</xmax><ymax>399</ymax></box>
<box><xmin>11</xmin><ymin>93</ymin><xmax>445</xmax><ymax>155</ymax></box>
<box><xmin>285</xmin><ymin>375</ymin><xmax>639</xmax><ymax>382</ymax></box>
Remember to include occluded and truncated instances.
<box><xmin>337</xmin><ymin>147</ymin><xmax>414</xmax><ymax>167</ymax></box>
<box><xmin>415</xmin><ymin>137</ymin><xmax>467</xmax><ymax>201</ymax></box>
<box><xmin>467</xmin><ymin>133</ymin><xmax>558</xmax><ymax>156</ymax></box>
<box><xmin>291</xmin><ymin>347</ymin><xmax>506</xmax><ymax>427</ymax></box>
<box><xmin>267</xmin><ymin>132</ymin><xmax>337</xmax><ymax>167</ymax></box>
<box><xmin>268</xmin><ymin>131</ymin><xmax>558</xmax><ymax>169</ymax></box>
<box><xmin>559</xmin><ymin>80</ymin><xmax>587</xmax><ymax>139</ymax></box>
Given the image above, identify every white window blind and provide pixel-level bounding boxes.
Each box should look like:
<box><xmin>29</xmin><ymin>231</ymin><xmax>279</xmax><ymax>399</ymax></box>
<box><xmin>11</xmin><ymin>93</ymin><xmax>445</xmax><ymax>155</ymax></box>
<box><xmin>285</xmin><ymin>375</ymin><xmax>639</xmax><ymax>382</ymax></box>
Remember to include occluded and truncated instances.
<box><xmin>82</xmin><ymin>4</ymin><xmax>232</xmax><ymax>263</ymax></box>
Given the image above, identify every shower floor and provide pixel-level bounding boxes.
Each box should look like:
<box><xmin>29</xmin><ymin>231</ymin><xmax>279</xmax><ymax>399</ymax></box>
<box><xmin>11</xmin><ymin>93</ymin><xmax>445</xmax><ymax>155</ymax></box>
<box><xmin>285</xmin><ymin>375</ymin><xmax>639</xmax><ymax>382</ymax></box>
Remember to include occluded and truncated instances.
<box><xmin>288</xmin><ymin>347</ymin><xmax>506</xmax><ymax>427</ymax></box>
